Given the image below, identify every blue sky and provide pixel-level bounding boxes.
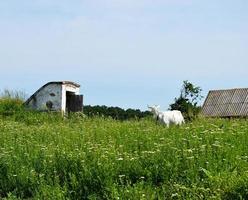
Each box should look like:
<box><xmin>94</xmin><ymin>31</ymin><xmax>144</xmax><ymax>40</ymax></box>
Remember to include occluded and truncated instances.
<box><xmin>0</xmin><ymin>0</ymin><xmax>247</xmax><ymax>110</ymax></box>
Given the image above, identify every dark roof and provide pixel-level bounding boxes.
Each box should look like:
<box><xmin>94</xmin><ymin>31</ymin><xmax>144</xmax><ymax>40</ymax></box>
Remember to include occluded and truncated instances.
<box><xmin>202</xmin><ymin>88</ymin><xmax>248</xmax><ymax>117</ymax></box>
<box><xmin>24</xmin><ymin>81</ymin><xmax>80</xmax><ymax>105</ymax></box>
<box><xmin>47</xmin><ymin>81</ymin><xmax>80</xmax><ymax>87</ymax></box>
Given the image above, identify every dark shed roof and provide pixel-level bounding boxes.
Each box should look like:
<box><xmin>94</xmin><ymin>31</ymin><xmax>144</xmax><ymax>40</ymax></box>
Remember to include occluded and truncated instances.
<box><xmin>202</xmin><ymin>88</ymin><xmax>248</xmax><ymax>117</ymax></box>
<box><xmin>48</xmin><ymin>81</ymin><xmax>80</xmax><ymax>88</ymax></box>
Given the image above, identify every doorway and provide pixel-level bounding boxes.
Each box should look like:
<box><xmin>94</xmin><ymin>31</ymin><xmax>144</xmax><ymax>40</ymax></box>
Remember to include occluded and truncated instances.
<box><xmin>66</xmin><ymin>91</ymin><xmax>83</xmax><ymax>112</ymax></box>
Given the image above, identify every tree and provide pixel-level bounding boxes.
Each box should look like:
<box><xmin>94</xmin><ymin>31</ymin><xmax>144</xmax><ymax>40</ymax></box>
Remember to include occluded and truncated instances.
<box><xmin>83</xmin><ymin>105</ymin><xmax>152</xmax><ymax>120</ymax></box>
<box><xmin>169</xmin><ymin>80</ymin><xmax>203</xmax><ymax>121</ymax></box>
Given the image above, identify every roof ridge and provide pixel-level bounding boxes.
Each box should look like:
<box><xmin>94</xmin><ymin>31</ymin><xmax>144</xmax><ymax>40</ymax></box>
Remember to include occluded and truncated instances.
<box><xmin>209</xmin><ymin>87</ymin><xmax>248</xmax><ymax>92</ymax></box>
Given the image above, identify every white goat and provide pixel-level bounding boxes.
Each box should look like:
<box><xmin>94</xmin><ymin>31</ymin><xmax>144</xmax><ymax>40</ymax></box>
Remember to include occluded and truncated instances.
<box><xmin>148</xmin><ymin>105</ymin><xmax>185</xmax><ymax>127</ymax></box>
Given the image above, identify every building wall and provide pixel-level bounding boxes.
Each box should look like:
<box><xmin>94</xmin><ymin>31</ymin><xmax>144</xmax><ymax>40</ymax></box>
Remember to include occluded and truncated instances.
<box><xmin>28</xmin><ymin>84</ymin><xmax>62</xmax><ymax>111</ymax></box>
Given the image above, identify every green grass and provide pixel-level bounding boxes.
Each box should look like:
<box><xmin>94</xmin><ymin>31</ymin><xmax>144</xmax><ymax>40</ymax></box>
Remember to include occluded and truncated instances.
<box><xmin>0</xmin><ymin>107</ymin><xmax>248</xmax><ymax>199</ymax></box>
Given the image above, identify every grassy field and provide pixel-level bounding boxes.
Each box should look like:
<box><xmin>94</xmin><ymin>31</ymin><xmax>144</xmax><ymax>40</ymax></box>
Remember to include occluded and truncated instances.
<box><xmin>0</xmin><ymin>109</ymin><xmax>248</xmax><ymax>199</ymax></box>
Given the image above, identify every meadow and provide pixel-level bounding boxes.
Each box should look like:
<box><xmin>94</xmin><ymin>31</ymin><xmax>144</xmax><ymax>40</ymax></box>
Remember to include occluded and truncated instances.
<box><xmin>0</xmin><ymin>101</ymin><xmax>248</xmax><ymax>199</ymax></box>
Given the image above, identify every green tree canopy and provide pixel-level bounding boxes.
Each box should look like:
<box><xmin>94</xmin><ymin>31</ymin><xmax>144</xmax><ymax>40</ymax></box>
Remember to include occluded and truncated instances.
<box><xmin>169</xmin><ymin>80</ymin><xmax>203</xmax><ymax>121</ymax></box>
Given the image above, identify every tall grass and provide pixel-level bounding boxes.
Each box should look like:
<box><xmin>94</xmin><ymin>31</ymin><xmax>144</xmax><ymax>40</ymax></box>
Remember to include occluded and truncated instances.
<box><xmin>0</xmin><ymin>107</ymin><xmax>248</xmax><ymax>199</ymax></box>
<box><xmin>0</xmin><ymin>89</ymin><xmax>27</xmax><ymax>101</ymax></box>
<box><xmin>0</xmin><ymin>90</ymin><xmax>25</xmax><ymax>117</ymax></box>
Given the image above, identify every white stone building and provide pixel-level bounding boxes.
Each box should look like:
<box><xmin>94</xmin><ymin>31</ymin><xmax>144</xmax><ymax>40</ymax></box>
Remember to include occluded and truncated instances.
<box><xmin>25</xmin><ymin>81</ymin><xmax>83</xmax><ymax>113</ymax></box>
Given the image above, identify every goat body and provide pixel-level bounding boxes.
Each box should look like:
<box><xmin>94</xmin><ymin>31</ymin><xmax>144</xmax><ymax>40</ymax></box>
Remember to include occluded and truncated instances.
<box><xmin>148</xmin><ymin>105</ymin><xmax>184</xmax><ymax>127</ymax></box>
